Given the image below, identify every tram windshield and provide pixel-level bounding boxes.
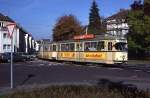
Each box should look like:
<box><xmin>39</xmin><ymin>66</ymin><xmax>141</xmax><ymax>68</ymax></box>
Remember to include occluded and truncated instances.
<box><xmin>115</xmin><ymin>42</ymin><xmax>127</xmax><ymax>51</ymax></box>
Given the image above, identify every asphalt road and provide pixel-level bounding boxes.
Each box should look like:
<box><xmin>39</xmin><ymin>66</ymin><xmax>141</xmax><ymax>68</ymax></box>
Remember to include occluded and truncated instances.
<box><xmin>0</xmin><ymin>59</ymin><xmax>150</xmax><ymax>93</ymax></box>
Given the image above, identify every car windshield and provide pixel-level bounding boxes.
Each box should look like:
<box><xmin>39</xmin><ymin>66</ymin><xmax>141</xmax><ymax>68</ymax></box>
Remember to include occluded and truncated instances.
<box><xmin>115</xmin><ymin>42</ymin><xmax>127</xmax><ymax>51</ymax></box>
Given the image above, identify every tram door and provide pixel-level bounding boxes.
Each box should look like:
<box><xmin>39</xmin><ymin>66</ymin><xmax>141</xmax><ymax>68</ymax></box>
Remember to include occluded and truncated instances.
<box><xmin>76</xmin><ymin>42</ymin><xmax>82</xmax><ymax>61</ymax></box>
<box><xmin>107</xmin><ymin>42</ymin><xmax>113</xmax><ymax>63</ymax></box>
<box><xmin>52</xmin><ymin>44</ymin><xmax>57</xmax><ymax>60</ymax></box>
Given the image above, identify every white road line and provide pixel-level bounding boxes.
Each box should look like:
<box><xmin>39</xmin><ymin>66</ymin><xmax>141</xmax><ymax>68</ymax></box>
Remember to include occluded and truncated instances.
<box><xmin>134</xmin><ymin>70</ymin><xmax>142</xmax><ymax>72</ymax></box>
<box><xmin>48</xmin><ymin>64</ymin><xmax>52</xmax><ymax>66</ymax></box>
<box><xmin>39</xmin><ymin>64</ymin><xmax>44</xmax><ymax>66</ymax></box>
<box><xmin>74</xmin><ymin>65</ymin><xmax>82</xmax><ymax>67</ymax></box>
<box><xmin>107</xmin><ymin>68</ymin><xmax>123</xmax><ymax>70</ymax></box>
<box><xmin>95</xmin><ymin>66</ymin><xmax>102</xmax><ymax>68</ymax></box>
<box><xmin>89</xmin><ymin>66</ymin><xmax>97</xmax><ymax>68</ymax></box>
<box><xmin>147</xmin><ymin>71</ymin><xmax>150</xmax><ymax>73</ymax></box>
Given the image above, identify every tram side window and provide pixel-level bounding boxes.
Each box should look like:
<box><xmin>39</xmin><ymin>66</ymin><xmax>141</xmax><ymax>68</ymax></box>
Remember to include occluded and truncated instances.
<box><xmin>44</xmin><ymin>45</ymin><xmax>48</xmax><ymax>51</ymax></box>
<box><xmin>70</xmin><ymin>43</ymin><xmax>75</xmax><ymax>51</ymax></box>
<box><xmin>84</xmin><ymin>42</ymin><xmax>90</xmax><ymax>51</ymax></box>
<box><xmin>61</xmin><ymin>43</ymin><xmax>75</xmax><ymax>51</ymax></box>
<box><xmin>61</xmin><ymin>44</ymin><xmax>65</xmax><ymax>51</ymax></box>
<box><xmin>90</xmin><ymin>42</ymin><xmax>97</xmax><ymax>51</ymax></box>
<box><xmin>97</xmin><ymin>41</ymin><xmax>104</xmax><ymax>50</ymax></box>
<box><xmin>49</xmin><ymin>45</ymin><xmax>51</xmax><ymax>51</ymax></box>
<box><xmin>50</xmin><ymin>45</ymin><xmax>53</xmax><ymax>51</ymax></box>
<box><xmin>84</xmin><ymin>42</ymin><xmax>97</xmax><ymax>51</ymax></box>
<box><xmin>76</xmin><ymin>43</ymin><xmax>82</xmax><ymax>51</ymax></box>
<box><xmin>108</xmin><ymin>42</ymin><xmax>112</xmax><ymax>51</ymax></box>
<box><xmin>57</xmin><ymin>44</ymin><xmax>60</xmax><ymax>51</ymax></box>
<box><xmin>52</xmin><ymin>45</ymin><xmax>56</xmax><ymax>51</ymax></box>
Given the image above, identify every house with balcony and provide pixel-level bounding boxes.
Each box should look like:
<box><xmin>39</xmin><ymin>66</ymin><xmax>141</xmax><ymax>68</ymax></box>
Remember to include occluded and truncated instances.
<box><xmin>106</xmin><ymin>10</ymin><xmax>129</xmax><ymax>37</ymax></box>
<box><xmin>0</xmin><ymin>13</ymin><xmax>37</xmax><ymax>54</ymax></box>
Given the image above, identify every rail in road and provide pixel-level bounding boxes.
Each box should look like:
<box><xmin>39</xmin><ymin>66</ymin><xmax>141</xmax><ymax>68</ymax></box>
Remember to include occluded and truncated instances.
<box><xmin>25</xmin><ymin>59</ymin><xmax>150</xmax><ymax>73</ymax></box>
<box><xmin>0</xmin><ymin>59</ymin><xmax>149</xmax><ymax>92</ymax></box>
<box><xmin>1</xmin><ymin>59</ymin><xmax>149</xmax><ymax>73</ymax></box>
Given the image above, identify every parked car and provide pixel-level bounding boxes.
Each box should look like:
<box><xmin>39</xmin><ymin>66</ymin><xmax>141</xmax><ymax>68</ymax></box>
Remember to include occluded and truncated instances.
<box><xmin>20</xmin><ymin>53</ymin><xmax>32</xmax><ymax>61</ymax></box>
<box><xmin>1</xmin><ymin>52</ymin><xmax>26</xmax><ymax>62</ymax></box>
<box><xmin>18</xmin><ymin>52</ymin><xmax>37</xmax><ymax>61</ymax></box>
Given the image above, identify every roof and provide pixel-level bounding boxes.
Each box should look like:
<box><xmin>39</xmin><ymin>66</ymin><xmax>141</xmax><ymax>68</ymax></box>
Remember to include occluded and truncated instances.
<box><xmin>52</xmin><ymin>34</ymin><xmax>126</xmax><ymax>44</ymax></box>
<box><xmin>0</xmin><ymin>13</ymin><xmax>14</xmax><ymax>22</ymax></box>
<box><xmin>0</xmin><ymin>13</ymin><xmax>35</xmax><ymax>39</ymax></box>
<box><xmin>106</xmin><ymin>10</ymin><xmax>129</xmax><ymax>20</ymax></box>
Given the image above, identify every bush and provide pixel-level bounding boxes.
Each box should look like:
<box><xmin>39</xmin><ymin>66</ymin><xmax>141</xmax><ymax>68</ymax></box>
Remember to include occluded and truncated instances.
<box><xmin>7</xmin><ymin>85</ymin><xmax>150</xmax><ymax>98</ymax></box>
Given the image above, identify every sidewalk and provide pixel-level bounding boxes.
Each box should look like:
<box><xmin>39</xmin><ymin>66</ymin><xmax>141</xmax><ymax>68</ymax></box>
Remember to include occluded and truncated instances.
<box><xmin>128</xmin><ymin>60</ymin><xmax>150</xmax><ymax>65</ymax></box>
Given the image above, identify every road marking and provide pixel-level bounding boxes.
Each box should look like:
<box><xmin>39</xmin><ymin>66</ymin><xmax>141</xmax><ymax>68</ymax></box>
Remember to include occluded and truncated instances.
<box><xmin>134</xmin><ymin>70</ymin><xmax>142</xmax><ymax>72</ymax></box>
<box><xmin>130</xmin><ymin>75</ymin><xmax>138</xmax><ymax>78</ymax></box>
<box><xmin>88</xmin><ymin>66</ymin><xmax>97</xmax><ymax>68</ymax></box>
<box><xmin>74</xmin><ymin>65</ymin><xmax>82</xmax><ymax>67</ymax></box>
<box><xmin>39</xmin><ymin>64</ymin><xmax>44</xmax><ymax>66</ymax></box>
<box><xmin>48</xmin><ymin>64</ymin><xmax>53</xmax><ymax>66</ymax></box>
<box><xmin>147</xmin><ymin>71</ymin><xmax>150</xmax><ymax>73</ymax></box>
<box><xmin>107</xmin><ymin>68</ymin><xmax>123</xmax><ymax>70</ymax></box>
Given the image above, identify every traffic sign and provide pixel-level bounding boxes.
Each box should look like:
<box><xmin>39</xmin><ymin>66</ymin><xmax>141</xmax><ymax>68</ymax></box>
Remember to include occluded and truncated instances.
<box><xmin>6</xmin><ymin>23</ymin><xmax>16</xmax><ymax>38</ymax></box>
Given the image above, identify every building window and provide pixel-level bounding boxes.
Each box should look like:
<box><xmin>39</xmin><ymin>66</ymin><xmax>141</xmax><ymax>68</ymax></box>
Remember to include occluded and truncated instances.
<box><xmin>7</xmin><ymin>45</ymin><xmax>11</xmax><ymax>49</ymax></box>
<box><xmin>3</xmin><ymin>44</ymin><xmax>7</xmax><ymax>50</ymax></box>
<box><xmin>0</xmin><ymin>22</ymin><xmax>4</xmax><ymax>27</ymax></box>
<box><xmin>3</xmin><ymin>33</ymin><xmax>8</xmax><ymax>38</ymax></box>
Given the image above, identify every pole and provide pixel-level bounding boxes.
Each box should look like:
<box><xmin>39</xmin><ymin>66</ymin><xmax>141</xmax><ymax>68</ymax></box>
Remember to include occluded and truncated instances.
<box><xmin>10</xmin><ymin>35</ymin><xmax>13</xmax><ymax>89</ymax></box>
<box><xmin>6</xmin><ymin>23</ymin><xmax>15</xmax><ymax>89</ymax></box>
<box><xmin>86</xmin><ymin>26</ymin><xmax>88</xmax><ymax>35</ymax></box>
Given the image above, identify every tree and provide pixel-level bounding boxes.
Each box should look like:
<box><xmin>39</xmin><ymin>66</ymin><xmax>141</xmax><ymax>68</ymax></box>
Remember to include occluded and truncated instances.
<box><xmin>127</xmin><ymin>0</ymin><xmax>150</xmax><ymax>58</ymax></box>
<box><xmin>52</xmin><ymin>15</ymin><xmax>83</xmax><ymax>41</ymax></box>
<box><xmin>144</xmin><ymin>0</ymin><xmax>150</xmax><ymax>16</ymax></box>
<box><xmin>131</xmin><ymin>0</ymin><xmax>143</xmax><ymax>10</ymax></box>
<box><xmin>88</xmin><ymin>0</ymin><xmax>105</xmax><ymax>35</ymax></box>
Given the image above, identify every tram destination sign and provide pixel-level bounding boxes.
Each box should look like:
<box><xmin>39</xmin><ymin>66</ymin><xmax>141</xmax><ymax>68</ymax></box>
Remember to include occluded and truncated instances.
<box><xmin>74</xmin><ymin>34</ymin><xmax>95</xmax><ymax>40</ymax></box>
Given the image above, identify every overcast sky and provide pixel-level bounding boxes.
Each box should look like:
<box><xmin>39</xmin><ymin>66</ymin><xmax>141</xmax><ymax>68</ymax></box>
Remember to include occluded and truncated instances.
<box><xmin>0</xmin><ymin>0</ymin><xmax>134</xmax><ymax>40</ymax></box>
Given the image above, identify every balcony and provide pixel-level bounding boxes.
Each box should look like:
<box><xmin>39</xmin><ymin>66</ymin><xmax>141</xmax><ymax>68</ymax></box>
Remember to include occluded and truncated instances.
<box><xmin>0</xmin><ymin>27</ymin><xmax>8</xmax><ymax>31</ymax></box>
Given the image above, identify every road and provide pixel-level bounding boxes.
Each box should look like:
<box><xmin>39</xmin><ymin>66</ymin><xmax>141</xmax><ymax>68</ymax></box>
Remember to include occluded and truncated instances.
<box><xmin>0</xmin><ymin>59</ymin><xmax>150</xmax><ymax>93</ymax></box>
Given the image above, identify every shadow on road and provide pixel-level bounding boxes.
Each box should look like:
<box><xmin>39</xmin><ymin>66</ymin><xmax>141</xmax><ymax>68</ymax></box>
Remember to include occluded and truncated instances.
<box><xmin>20</xmin><ymin>74</ymin><xmax>35</xmax><ymax>85</ymax></box>
<box><xmin>97</xmin><ymin>78</ymin><xmax>149</xmax><ymax>98</ymax></box>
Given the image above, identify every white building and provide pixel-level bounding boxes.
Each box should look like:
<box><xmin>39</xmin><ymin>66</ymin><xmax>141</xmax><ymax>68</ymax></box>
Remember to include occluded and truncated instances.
<box><xmin>106</xmin><ymin>10</ymin><xmax>129</xmax><ymax>37</ymax></box>
<box><xmin>0</xmin><ymin>13</ymin><xmax>37</xmax><ymax>54</ymax></box>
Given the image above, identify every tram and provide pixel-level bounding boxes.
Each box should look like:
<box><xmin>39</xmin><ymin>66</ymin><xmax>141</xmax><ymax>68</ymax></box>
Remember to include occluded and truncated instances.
<box><xmin>38</xmin><ymin>34</ymin><xmax>128</xmax><ymax>64</ymax></box>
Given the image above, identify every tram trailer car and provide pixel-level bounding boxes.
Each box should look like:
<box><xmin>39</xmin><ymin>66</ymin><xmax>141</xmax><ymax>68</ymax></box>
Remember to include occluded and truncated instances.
<box><xmin>38</xmin><ymin>35</ymin><xmax>128</xmax><ymax>64</ymax></box>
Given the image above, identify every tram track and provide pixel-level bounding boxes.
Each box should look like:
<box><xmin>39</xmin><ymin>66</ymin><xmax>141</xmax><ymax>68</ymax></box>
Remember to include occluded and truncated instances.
<box><xmin>65</xmin><ymin>61</ymin><xmax>150</xmax><ymax>73</ymax></box>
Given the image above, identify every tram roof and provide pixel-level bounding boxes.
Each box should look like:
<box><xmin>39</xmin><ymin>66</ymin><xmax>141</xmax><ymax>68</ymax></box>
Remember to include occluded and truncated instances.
<box><xmin>51</xmin><ymin>34</ymin><xmax>126</xmax><ymax>43</ymax></box>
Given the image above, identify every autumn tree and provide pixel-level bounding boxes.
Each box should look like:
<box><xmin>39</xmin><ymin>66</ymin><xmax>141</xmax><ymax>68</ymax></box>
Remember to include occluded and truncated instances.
<box><xmin>52</xmin><ymin>15</ymin><xmax>83</xmax><ymax>41</ymax></box>
<box><xmin>88</xmin><ymin>0</ymin><xmax>105</xmax><ymax>35</ymax></box>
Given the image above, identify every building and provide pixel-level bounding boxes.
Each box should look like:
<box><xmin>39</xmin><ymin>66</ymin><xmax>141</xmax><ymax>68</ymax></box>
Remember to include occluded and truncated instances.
<box><xmin>106</xmin><ymin>10</ymin><xmax>129</xmax><ymax>37</ymax></box>
<box><xmin>38</xmin><ymin>39</ymin><xmax>50</xmax><ymax>52</ymax></box>
<box><xmin>0</xmin><ymin>13</ymin><xmax>37</xmax><ymax>54</ymax></box>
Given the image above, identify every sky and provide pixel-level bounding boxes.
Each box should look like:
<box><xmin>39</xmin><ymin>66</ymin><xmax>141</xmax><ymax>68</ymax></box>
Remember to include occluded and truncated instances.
<box><xmin>0</xmin><ymin>0</ymin><xmax>134</xmax><ymax>40</ymax></box>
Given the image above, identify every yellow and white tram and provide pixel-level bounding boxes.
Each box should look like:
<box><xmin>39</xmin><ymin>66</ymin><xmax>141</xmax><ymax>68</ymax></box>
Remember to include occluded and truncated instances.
<box><xmin>38</xmin><ymin>34</ymin><xmax>128</xmax><ymax>64</ymax></box>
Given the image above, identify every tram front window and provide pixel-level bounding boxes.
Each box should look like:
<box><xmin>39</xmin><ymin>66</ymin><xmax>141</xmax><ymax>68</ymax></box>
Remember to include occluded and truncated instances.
<box><xmin>115</xmin><ymin>42</ymin><xmax>127</xmax><ymax>51</ymax></box>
